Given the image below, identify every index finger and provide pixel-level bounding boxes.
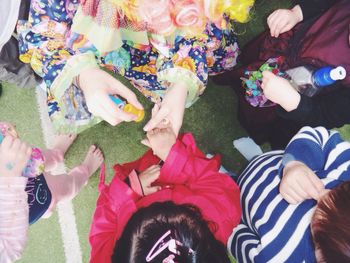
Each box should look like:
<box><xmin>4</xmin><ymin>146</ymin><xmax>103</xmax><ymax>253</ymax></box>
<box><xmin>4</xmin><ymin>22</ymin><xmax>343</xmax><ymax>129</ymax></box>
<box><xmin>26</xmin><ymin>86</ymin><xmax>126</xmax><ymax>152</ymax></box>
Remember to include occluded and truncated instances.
<box><xmin>267</xmin><ymin>11</ymin><xmax>281</xmax><ymax>36</ymax></box>
<box><xmin>267</xmin><ymin>10</ymin><xmax>278</xmax><ymax>28</ymax></box>
<box><xmin>143</xmin><ymin>107</ymin><xmax>170</xmax><ymax>132</ymax></box>
<box><xmin>148</xmin><ymin>169</ymin><xmax>161</xmax><ymax>183</ymax></box>
<box><xmin>306</xmin><ymin>171</ymin><xmax>325</xmax><ymax>200</ymax></box>
<box><xmin>151</xmin><ymin>103</ymin><xmax>160</xmax><ymax>118</ymax></box>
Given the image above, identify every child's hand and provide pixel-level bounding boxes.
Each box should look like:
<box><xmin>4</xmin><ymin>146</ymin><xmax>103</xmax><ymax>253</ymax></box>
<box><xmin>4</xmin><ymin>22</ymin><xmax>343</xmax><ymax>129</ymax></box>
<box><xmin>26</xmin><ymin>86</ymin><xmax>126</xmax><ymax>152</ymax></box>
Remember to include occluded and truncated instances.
<box><xmin>0</xmin><ymin>122</ymin><xmax>19</xmax><ymax>138</ymax></box>
<box><xmin>138</xmin><ymin>165</ymin><xmax>162</xmax><ymax>196</ymax></box>
<box><xmin>144</xmin><ymin>82</ymin><xmax>187</xmax><ymax>136</ymax></box>
<box><xmin>267</xmin><ymin>5</ymin><xmax>303</xmax><ymax>38</ymax></box>
<box><xmin>142</xmin><ymin>123</ymin><xmax>177</xmax><ymax>161</ymax></box>
<box><xmin>280</xmin><ymin>161</ymin><xmax>325</xmax><ymax>204</ymax></box>
<box><xmin>261</xmin><ymin>71</ymin><xmax>301</xmax><ymax>112</ymax></box>
<box><xmin>79</xmin><ymin>68</ymin><xmax>143</xmax><ymax>126</ymax></box>
<box><xmin>0</xmin><ymin>136</ymin><xmax>32</xmax><ymax>177</ymax></box>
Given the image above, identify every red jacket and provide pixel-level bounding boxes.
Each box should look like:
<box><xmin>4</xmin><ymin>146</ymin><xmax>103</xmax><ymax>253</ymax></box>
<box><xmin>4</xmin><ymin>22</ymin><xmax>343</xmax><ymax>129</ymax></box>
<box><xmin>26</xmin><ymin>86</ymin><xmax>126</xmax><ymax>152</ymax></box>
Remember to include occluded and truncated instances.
<box><xmin>89</xmin><ymin>133</ymin><xmax>241</xmax><ymax>263</ymax></box>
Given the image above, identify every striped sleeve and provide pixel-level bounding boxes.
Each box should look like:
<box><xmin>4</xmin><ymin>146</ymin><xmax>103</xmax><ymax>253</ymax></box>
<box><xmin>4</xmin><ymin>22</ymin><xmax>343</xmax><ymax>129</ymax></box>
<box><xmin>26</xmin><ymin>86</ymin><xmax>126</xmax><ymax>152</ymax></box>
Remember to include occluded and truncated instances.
<box><xmin>282</xmin><ymin>126</ymin><xmax>342</xmax><ymax>171</ymax></box>
<box><xmin>0</xmin><ymin>177</ymin><xmax>29</xmax><ymax>263</ymax></box>
<box><xmin>230</xmin><ymin>150</ymin><xmax>318</xmax><ymax>262</ymax></box>
<box><xmin>228</xmin><ymin>224</ymin><xmax>261</xmax><ymax>263</ymax></box>
<box><xmin>229</xmin><ymin>127</ymin><xmax>350</xmax><ymax>263</ymax></box>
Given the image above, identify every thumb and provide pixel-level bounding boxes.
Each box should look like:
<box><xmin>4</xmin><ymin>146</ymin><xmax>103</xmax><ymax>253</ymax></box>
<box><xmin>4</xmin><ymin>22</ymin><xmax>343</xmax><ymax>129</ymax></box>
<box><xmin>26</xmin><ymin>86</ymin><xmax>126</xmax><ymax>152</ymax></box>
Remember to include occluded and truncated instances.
<box><xmin>261</xmin><ymin>71</ymin><xmax>276</xmax><ymax>90</ymax></box>
<box><xmin>141</xmin><ymin>139</ymin><xmax>151</xmax><ymax>148</ymax></box>
<box><xmin>151</xmin><ymin>103</ymin><xmax>160</xmax><ymax>118</ymax></box>
<box><xmin>262</xmin><ymin>70</ymin><xmax>275</xmax><ymax>79</ymax></box>
<box><xmin>145</xmin><ymin>185</ymin><xmax>162</xmax><ymax>195</ymax></box>
<box><xmin>106</xmin><ymin>77</ymin><xmax>144</xmax><ymax>110</ymax></box>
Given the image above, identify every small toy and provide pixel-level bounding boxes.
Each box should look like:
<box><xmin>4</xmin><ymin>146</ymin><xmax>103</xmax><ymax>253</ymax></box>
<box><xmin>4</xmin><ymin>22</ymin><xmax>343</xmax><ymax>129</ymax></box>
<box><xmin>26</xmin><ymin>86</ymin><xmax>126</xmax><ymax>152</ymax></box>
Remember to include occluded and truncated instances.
<box><xmin>109</xmin><ymin>95</ymin><xmax>145</xmax><ymax>122</ymax></box>
<box><xmin>242</xmin><ymin>56</ymin><xmax>289</xmax><ymax>107</ymax></box>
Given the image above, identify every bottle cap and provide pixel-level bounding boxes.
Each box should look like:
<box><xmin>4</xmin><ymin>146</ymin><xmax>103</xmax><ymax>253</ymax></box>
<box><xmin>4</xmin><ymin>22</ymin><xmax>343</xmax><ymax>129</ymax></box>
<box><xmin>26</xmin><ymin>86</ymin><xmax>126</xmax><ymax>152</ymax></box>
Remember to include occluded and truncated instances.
<box><xmin>330</xmin><ymin>66</ymin><xmax>346</xmax><ymax>80</ymax></box>
<box><xmin>124</xmin><ymin>104</ymin><xmax>145</xmax><ymax>122</ymax></box>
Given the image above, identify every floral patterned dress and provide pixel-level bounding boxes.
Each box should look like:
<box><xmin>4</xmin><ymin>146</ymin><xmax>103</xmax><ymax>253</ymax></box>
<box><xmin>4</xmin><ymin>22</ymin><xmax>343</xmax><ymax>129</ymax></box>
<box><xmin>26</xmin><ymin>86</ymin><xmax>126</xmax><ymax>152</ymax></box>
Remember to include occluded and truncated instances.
<box><xmin>18</xmin><ymin>0</ymin><xmax>240</xmax><ymax>133</ymax></box>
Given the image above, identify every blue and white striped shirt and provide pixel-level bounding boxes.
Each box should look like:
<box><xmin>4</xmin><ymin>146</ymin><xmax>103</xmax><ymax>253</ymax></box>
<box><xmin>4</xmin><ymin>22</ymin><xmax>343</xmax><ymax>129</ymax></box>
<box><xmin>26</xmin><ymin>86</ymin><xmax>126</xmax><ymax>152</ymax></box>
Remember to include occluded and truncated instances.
<box><xmin>228</xmin><ymin>126</ymin><xmax>350</xmax><ymax>263</ymax></box>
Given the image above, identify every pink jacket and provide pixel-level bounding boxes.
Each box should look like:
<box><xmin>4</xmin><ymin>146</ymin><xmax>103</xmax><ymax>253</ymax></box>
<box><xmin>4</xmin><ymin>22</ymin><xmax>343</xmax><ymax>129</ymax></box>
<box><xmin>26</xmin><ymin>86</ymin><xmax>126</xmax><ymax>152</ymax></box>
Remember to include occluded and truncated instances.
<box><xmin>89</xmin><ymin>133</ymin><xmax>241</xmax><ymax>263</ymax></box>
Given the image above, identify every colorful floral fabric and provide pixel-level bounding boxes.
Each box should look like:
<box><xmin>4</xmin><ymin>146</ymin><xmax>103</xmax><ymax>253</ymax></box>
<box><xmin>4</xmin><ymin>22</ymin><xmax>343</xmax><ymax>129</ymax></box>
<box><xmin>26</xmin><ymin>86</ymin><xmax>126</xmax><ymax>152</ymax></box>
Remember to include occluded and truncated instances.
<box><xmin>242</xmin><ymin>56</ymin><xmax>290</xmax><ymax>107</ymax></box>
<box><xmin>18</xmin><ymin>0</ymin><xmax>240</xmax><ymax>133</ymax></box>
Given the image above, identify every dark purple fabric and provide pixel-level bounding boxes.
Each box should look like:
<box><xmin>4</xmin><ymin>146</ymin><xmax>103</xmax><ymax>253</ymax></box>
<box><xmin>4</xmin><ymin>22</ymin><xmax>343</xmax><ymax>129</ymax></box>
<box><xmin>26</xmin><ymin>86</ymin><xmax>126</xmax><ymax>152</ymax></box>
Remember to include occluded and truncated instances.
<box><xmin>294</xmin><ymin>0</ymin><xmax>350</xmax><ymax>86</ymax></box>
<box><xmin>212</xmin><ymin>0</ymin><xmax>350</xmax><ymax>149</ymax></box>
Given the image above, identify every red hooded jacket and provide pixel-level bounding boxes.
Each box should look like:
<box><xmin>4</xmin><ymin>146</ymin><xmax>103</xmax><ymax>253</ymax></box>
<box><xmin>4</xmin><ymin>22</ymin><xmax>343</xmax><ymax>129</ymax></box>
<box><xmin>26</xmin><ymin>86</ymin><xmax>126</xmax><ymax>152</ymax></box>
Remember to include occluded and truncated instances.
<box><xmin>89</xmin><ymin>133</ymin><xmax>241</xmax><ymax>263</ymax></box>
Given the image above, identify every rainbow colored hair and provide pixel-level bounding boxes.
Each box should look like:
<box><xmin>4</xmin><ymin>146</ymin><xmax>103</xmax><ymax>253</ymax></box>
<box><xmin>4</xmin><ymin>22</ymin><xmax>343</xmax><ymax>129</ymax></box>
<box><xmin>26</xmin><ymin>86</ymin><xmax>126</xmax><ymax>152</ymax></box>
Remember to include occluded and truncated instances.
<box><xmin>137</xmin><ymin>0</ymin><xmax>255</xmax><ymax>35</ymax></box>
<box><xmin>82</xmin><ymin>0</ymin><xmax>255</xmax><ymax>35</ymax></box>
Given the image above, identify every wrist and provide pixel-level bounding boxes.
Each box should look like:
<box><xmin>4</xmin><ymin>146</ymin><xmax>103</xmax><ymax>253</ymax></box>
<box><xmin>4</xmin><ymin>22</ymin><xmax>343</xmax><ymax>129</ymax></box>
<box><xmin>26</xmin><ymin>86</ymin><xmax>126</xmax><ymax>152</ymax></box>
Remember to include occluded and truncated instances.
<box><xmin>283</xmin><ymin>160</ymin><xmax>304</xmax><ymax>173</ymax></box>
<box><xmin>283</xmin><ymin>92</ymin><xmax>301</xmax><ymax>112</ymax></box>
<box><xmin>158</xmin><ymin>149</ymin><xmax>170</xmax><ymax>161</ymax></box>
<box><xmin>166</xmin><ymin>82</ymin><xmax>188</xmax><ymax>101</ymax></box>
<box><xmin>169</xmin><ymin>80</ymin><xmax>187</xmax><ymax>90</ymax></box>
<box><xmin>291</xmin><ymin>5</ymin><xmax>303</xmax><ymax>23</ymax></box>
<box><xmin>78</xmin><ymin>68</ymin><xmax>97</xmax><ymax>92</ymax></box>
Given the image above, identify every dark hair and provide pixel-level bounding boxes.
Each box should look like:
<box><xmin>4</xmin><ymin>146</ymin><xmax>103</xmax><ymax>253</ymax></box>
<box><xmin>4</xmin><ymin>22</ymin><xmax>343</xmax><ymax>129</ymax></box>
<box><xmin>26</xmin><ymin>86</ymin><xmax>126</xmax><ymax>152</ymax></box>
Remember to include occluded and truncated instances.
<box><xmin>112</xmin><ymin>201</ymin><xmax>230</xmax><ymax>263</ymax></box>
<box><xmin>311</xmin><ymin>181</ymin><xmax>350</xmax><ymax>263</ymax></box>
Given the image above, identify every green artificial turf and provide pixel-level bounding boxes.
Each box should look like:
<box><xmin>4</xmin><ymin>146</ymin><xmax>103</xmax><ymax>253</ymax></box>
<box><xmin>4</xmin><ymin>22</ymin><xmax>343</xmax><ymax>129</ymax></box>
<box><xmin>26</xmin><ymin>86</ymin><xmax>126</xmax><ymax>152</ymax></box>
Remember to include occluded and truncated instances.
<box><xmin>1</xmin><ymin>71</ymin><xmax>249</xmax><ymax>263</ymax></box>
<box><xmin>4</xmin><ymin>0</ymin><xmax>350</xmax><ymax>262</ymax></box>
<box><xmin>1</xmin><ymin>1</ymin><xmax>289</xmax><ymax>261</ymax></box>
<box><xmin>0</xmin><ymin>85</ymin><xmax>65</xmax><ymax>262</ymax></box>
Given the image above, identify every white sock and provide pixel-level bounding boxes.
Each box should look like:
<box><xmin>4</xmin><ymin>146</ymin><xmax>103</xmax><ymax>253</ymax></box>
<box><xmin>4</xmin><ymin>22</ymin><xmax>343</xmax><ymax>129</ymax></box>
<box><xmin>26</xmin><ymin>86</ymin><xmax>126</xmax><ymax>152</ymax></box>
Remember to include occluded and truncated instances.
<box><xmin>233</xmin><ymin>137</ymin><xmax>263</xmax><ymax>161</ymax></box>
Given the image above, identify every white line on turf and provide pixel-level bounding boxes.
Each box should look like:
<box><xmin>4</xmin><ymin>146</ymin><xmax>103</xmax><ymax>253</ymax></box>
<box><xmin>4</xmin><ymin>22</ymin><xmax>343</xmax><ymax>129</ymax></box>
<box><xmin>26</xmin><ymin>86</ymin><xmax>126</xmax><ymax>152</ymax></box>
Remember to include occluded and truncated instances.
<box><xmin>36</xmin><ymin>85</ymin><xmax>83</xmax><ymax>263</ymax></box>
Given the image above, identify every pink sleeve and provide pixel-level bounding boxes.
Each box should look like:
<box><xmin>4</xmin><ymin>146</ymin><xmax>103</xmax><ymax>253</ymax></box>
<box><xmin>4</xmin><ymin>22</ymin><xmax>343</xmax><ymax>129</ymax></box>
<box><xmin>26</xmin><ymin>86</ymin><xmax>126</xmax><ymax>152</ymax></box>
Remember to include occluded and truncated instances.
<box><xmin>160</xmin><ymin>133</ymin><xmax>241</xmax><ymax>243</ymax></box>
<box><xmin>89</xmin><ymin>176</ymin><xmax>139</xmax><ymax>263</ymax></box>
<box><xmin>0</xmin><ymin>177</ymin><xmax>29</xmax><ymax>263</ymax></box>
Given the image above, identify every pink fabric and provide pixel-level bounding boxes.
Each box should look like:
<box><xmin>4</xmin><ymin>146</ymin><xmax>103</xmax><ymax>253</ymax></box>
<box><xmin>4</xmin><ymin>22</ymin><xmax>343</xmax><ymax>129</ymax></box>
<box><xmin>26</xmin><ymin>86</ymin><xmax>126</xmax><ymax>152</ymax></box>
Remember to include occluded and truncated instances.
<box><xmin>128</xmin><ymin>170</ymin><xmax>143</xmax><ymax>196</ymax></box>
<box><xmin>0</xmin><ymin>177</ymin><xmax>28</xmax><ymax>263</ymax></box>
<box><xmin>0</xmin><ymin>145</ymin><xmax>90</xmax><ymax>261</ymax></box>
<box><xmin>41</xmin><ymin>149</ymin><xmax>90</xmax><ymax>217</ymax></box>
<box><xmin>89</xmin><ymin>133</ymin><xmax>241</xmax><ymax>263</ymax></box>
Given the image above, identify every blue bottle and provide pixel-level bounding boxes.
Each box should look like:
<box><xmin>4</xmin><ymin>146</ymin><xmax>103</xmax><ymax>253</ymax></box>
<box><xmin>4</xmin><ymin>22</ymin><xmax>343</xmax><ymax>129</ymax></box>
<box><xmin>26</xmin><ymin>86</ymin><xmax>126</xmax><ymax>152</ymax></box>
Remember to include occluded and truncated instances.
<box><xmin>286</xmin><ymin>65</ymin><xmax>346</xmax><ymax>97</ymax></box>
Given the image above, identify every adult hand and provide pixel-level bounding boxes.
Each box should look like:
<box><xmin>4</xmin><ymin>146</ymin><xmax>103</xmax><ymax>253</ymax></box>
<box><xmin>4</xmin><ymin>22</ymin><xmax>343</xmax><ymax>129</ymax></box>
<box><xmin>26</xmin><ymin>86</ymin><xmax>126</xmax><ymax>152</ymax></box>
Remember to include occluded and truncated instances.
<box><xmin>280</xmin><ymin>161</ymin><xmax>325</xmax><ymax>204</ymax></box>
<box><xmin>261</xmin><ymin>71</ymin><xmax>301</xmax><ymax>112</ymax></box>
<box><xmin>138</xmin><ymin>165</ymin><xmax>162</xmax><ymax>196</ymax></box>
<box><xmin>267</xmin><ymin>5</ymin><xmax>303</xmax><ymax>38</ymax></box>
<box><xmin>79</xmin><ymin>68</ymin><xmax>143</xmax><ymax>126</ymax></box>
<box><xmin>143</xmin><ymin>82</ymin><xmax>187</xmax><ymax>136</ymax></box>
<box><xmin>142</xmin><ymin>122</ymin><xmax>177</xmax><ymax>161</ymax></box>
<box><xmin>0</xmin><ymin>136</ymin><xmax>32</xmax><ymax>177</ymax></box>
